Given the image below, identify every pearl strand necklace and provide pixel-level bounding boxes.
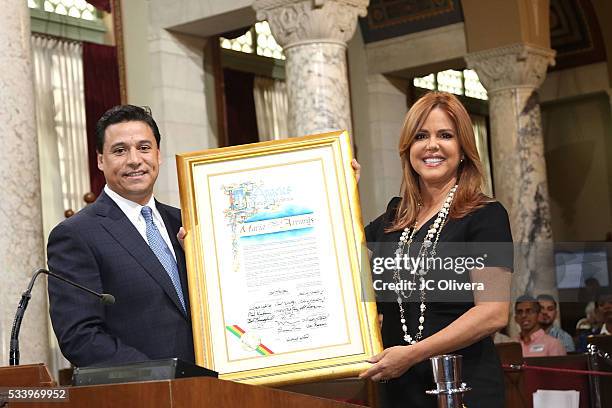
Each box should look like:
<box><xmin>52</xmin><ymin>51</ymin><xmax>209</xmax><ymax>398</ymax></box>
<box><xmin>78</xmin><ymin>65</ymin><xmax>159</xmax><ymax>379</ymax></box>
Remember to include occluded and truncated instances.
<box><xmin>393</xmin><ymin>185</ymin><xmax>458</xmax><ymax>344</ymax></box>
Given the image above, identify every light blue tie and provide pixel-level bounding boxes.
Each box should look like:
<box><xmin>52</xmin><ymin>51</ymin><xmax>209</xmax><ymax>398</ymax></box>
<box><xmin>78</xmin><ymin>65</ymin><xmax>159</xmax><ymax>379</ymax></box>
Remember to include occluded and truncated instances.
<box><xmin>141</xmin><ymin>206</ymin><xmax>186</xmax><ymax>311</ymax></box>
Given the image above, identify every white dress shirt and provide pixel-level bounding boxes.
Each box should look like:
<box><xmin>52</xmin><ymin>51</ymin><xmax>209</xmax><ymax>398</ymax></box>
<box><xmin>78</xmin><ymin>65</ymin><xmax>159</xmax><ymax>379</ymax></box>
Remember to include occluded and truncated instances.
<box><xmin>104</xmin><ymin>185</ymin><xmax>177</xmax><ymax>260</ymax></box>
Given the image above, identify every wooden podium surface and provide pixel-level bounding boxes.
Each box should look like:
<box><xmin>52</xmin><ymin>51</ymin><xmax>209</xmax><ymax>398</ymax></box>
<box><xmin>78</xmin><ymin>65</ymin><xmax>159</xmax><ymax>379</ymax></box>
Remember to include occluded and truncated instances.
<box><xmin>1</xmin><ymin>364</ymin><xmax>361</xmax><ymax>408</ymax></box>
<box><xmin>0</xmin><ymin>364</ymin><xmax>55</xmax><ymax>387</ymax></box>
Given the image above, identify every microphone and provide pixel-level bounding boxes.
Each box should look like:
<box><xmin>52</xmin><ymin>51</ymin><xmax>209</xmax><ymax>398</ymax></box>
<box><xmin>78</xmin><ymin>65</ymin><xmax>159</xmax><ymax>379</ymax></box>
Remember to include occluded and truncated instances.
<box><xmin>9</xmin><ymin>268</ymin><xmax>115</xmax><ymax>366</ymax></box>
<box><xmin>44</xmin><ymin>269</ymin><xmax>115</xmax><ymax>305</ymax></box>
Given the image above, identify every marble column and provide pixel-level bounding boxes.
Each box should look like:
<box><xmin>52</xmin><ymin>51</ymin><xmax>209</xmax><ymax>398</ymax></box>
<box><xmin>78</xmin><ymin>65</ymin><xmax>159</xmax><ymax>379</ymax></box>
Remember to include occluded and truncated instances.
<box><xmin>253</xmin><ymin>0</ymin><xmax>368</xmax><ymax>137</ymax></box>
<box><xmin>466</xmin><ymin>44</ymin><xmax>557</xmax><ymax>304</ymax></box>
<box><xmin>0</xmin><ymin>1</ymin><xmax>50</xmax><ymax>364</ymax></box>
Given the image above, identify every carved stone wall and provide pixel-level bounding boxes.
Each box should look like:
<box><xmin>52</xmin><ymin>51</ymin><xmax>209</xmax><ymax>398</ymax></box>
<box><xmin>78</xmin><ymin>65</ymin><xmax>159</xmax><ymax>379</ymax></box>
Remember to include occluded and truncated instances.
<box><xmin>255</xmin><ymin>0</ymin><xmax>367</xmax><ymax>46</ymax></box>
<box><xmin>466</xmin><ymin>44</ymin><xmax>555</xmax><ymax>91</ymax></box>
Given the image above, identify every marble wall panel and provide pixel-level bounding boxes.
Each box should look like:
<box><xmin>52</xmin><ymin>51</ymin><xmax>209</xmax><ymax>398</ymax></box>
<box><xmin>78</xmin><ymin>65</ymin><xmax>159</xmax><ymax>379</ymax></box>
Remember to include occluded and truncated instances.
<box><xmin>368</xmin><ymin>121</ymin><xmax>404</xmax><ymax>151</ymax></box>
<box><xmin>540</xmin><ymin>62</ymin><xmax>609</xmax><ymax>103</ymax></box>
<box><xmin>366</xmin><ymin>23</ymin><xmax>466</xmax><ymax>75</ymax></box>
<box><xmin>0</xmin><ymin>0</ymin><xmax>49</xmax><ymax>365</ymax></box>
<box><xmin>149</xmin><ymin>0</ymin><xmax>253</xmax><ymax>33</ymax></box>
<box><xmin>152</xmin><ymin>87</ymin><xmax>208</xmax><ymax>127</ymax></box>
<box><xmin>542</xmin><ymin>93</ymin><xmax>612</xmax><ymax>242</ymax></box>
<box><xmin>362</xmin><ymin>74</ymin><xmax>407</xmax><ymax>219</ymax></box>
<box><xmin>161</xmin><ymin>122</ymin><xmax>211</xmax><ymax>155</ymax></box>
<box><xmin>148</xmin><ymin>29</ymin><xmax>213</xmax><ymax>206</ymax></box>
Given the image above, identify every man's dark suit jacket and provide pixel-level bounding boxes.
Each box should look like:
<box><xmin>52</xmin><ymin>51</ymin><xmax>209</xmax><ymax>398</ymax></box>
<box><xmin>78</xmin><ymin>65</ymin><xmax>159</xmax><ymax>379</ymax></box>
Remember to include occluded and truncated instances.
<box><xmin>47</xmin><ymin>191</ymin><xmax>195</xmax><ymax>367</ymax></box>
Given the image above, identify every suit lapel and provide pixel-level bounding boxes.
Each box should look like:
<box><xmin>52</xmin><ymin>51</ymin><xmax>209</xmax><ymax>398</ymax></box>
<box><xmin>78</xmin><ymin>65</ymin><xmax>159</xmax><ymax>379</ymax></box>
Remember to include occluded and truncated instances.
<box><xmin>94</xmin><ymin>193</ymin><xmax>188</xmax><ymax>319</ymax></box>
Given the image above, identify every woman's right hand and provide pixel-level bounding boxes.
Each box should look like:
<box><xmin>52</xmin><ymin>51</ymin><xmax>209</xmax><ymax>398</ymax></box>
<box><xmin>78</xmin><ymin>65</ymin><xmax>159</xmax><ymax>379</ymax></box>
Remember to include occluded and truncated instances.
<box><xmin>359</xmin><ymin>345</ymin><xmax>420</xmax><ymax>382</ymax></box>
<box><xmin>351</xmin><ymin>159</ymin><xmax>361</xmax><ymax>184</ymax></box>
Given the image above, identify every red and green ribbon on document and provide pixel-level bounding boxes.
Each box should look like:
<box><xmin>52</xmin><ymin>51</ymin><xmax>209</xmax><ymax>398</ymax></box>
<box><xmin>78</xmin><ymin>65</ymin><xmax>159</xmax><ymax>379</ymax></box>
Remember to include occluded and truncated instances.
<box><xmin>226</xmin><ymin>324</ymin><xmax>274</xmax><ymax>356</ymax></box>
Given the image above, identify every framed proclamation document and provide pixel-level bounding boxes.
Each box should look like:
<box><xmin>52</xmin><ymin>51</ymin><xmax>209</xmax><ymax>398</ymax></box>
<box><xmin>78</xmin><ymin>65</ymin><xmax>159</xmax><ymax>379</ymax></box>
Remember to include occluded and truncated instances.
<box><xmin>176</xmin><ymin>131</ymin><xmax>382</xmax><ymax>385</ymax></box>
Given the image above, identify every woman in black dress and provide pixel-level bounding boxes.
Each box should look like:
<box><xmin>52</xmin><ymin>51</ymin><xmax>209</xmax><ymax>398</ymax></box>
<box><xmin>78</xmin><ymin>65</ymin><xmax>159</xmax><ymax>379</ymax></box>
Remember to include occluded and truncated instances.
<box><xmin>359</xmin><ymin>91</ymin><xmax>513</xmax><ymax>408</ymax></box>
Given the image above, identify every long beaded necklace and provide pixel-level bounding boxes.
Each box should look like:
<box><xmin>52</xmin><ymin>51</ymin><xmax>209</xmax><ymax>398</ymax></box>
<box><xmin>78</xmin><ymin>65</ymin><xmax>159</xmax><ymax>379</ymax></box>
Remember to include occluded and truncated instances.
<box><xmin>392</xmin><ymin>185</ymin><xmax>458</xmax><ymax>344</ymax></box>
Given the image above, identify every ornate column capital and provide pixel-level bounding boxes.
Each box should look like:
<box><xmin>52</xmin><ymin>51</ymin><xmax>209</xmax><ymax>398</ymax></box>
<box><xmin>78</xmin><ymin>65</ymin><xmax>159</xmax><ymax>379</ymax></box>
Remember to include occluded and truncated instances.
<box><xmin>465</xmin><ymin>43</ymin><xmax>556</xmax><ymax>93</ymax></box>
<box><xmin>253</xmin><ymin>0</ymin><xmax>369</xmax><ymax>48</ymax></box>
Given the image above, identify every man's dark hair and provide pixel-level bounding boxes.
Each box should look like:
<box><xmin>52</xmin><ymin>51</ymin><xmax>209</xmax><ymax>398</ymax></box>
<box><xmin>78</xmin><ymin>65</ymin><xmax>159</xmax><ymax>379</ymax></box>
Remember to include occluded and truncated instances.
<box><xmin>95</xmin><ymin>105</ymin><xmax>161</xmax><ymax>152</ymax></box>
<box><xmin>536</xmin><ymin>294</ymin><xmax>557</xmax><ymax>307</ymax></box>
<box><xmin>515</xmin><ymin>295</ymin><xmax>540</xmax><ymax>312</ymax></box>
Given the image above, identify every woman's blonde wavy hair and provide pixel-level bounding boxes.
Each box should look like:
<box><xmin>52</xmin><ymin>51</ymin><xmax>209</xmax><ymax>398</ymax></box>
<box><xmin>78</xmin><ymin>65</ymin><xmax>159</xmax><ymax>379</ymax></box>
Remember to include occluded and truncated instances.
<box><xmin>388</xmin><ymin>91</ymin><xmax>491</xmax><ymax>232</ymax></box>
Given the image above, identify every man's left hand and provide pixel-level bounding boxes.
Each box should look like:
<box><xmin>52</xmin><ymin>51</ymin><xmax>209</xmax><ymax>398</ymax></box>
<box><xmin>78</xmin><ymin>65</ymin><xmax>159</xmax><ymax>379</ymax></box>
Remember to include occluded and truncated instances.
<box><xmin>351</xmin><ymin>159</ymin><xmax>361</xmax><ymax>184</ymax></box>
<box><xmin>177</xmin><ymin>227</ymin><xmax>187</xmax><ymax>249</ymax></box>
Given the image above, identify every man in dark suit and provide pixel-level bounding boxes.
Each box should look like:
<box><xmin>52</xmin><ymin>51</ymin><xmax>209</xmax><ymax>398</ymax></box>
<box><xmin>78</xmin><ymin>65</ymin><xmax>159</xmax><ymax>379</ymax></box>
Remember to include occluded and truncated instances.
<box><xmin>47</xmin><ymin>105</ymin><xmax>194</xmax><ymax>367</ymax></box>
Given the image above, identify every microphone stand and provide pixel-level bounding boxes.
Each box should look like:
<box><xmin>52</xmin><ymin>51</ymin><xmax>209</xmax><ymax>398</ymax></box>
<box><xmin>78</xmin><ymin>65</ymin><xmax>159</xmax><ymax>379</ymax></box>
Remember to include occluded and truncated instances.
<box><xmin>9</xmin><ymin>268</ymin><xmax>115</xmax><ymax>366</ymax></box>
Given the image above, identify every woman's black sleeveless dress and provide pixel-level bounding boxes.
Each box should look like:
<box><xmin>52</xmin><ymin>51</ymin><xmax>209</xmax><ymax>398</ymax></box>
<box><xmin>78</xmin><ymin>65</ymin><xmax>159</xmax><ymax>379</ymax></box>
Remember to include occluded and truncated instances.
<box><xmin>365</xmin><ymin>198</ymin><xmax>513</xmax><ymax>408</ymax></box>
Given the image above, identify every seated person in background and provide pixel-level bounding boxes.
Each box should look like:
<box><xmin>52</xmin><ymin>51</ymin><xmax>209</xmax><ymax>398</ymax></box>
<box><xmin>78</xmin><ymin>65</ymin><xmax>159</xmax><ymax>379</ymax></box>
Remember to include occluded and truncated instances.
<box><xmin>576</xmin><ymin>301</ymin><xmax>602</xmax><ymax>332</ymax></box>
<box><xmin>537</xmin><ymin>294</ymin><xmax>575</xmax><ymax>352</ymax></box>
<box><xmin>575</xmin><ymin>301</ymin><xmax>602</xmax><ymax>352</ymax></box>
<box><xmin>597</xmin><ymin>291</ymin><xmax>612</xmax><ymax>335</ymax></box>
<box><xmin>515</xmin><ymin>295</ymin><xmax>566</xmax><ymax>357</ymax></box>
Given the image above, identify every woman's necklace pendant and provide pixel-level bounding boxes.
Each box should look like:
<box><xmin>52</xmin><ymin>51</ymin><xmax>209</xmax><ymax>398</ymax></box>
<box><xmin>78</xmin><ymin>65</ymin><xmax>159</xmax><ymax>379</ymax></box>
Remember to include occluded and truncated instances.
<box><xmin>394</xmin><ymin>184</ymin><xmax>458</xmax><ymax>345</ymax></box>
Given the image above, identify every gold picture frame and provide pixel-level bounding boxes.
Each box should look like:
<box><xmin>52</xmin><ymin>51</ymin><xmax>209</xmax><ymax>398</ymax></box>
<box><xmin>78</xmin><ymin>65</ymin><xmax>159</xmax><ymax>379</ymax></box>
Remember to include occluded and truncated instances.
<box><xmin>176</xmin><ymin>131</ymin><xmax>382</xmax><ymax>386</ymax></box>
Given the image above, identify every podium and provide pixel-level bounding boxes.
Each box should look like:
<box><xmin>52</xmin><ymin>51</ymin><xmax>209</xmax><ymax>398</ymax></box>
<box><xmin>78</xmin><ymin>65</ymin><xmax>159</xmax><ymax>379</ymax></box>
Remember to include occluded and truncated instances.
<box><xmin>496</xmin><ymin>342</ymin><xmax>528</xmax><ymax>408</ymax></box>
<box><xmin>0</xmin><ymin>364</ymin><xmax>55</xmax><ymax>387</ymax></box>
<box><xmin>1</xmin><ymin>364</ymin><xmax>363</xmax><ymax>408</ymax></box>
